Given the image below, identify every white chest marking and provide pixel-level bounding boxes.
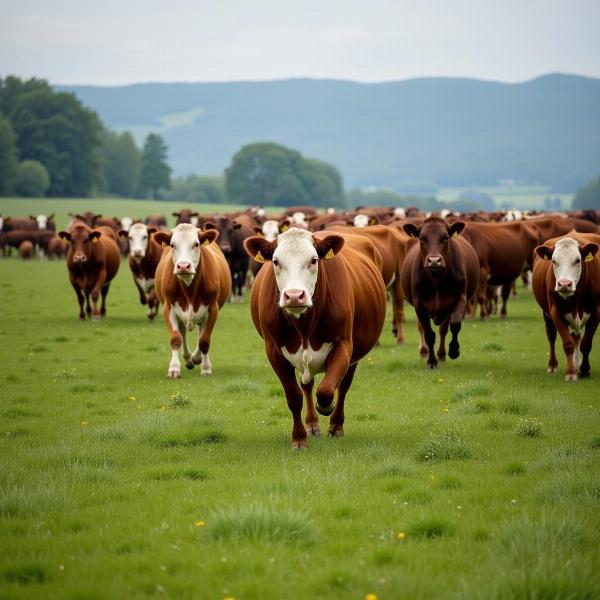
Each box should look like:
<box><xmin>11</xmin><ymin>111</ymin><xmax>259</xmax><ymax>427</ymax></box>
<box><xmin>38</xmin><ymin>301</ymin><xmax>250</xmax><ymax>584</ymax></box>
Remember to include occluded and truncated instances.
<box><xmin>172</xmin><ymin>303</ymin><xmax>209</xmax><ymax>332</ymax></box>
<box><xmin>281</xmin><ymin>342</ymin><xmax>333</xmax><ymax>385</ymax></box>
<box><xmin>136</xmin><ymin>277</ymin><xmax>155</xmax><ymax>294</ymax></box>
<box><xmin>565</xmin><ymin>312</ymin><xmax>590</xmax><ymax>336</ymax></box>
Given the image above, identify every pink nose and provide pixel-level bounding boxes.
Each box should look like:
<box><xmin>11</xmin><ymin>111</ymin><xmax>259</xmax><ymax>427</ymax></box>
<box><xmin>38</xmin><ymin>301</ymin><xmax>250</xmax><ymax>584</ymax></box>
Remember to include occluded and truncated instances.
<box><xmin>426</xmin><ymin>255</ymin><xmax>443</xmax><ymax>268</ymax></box>
<box><xmin>73</xmin><ymin>253</ymin><xmax>87</xmax><ymax>263</ymax></box>
<box><xmin>176</xmin><ymin>261</ymin><xmax>192</xmax><ymax>272</ymax></box>
<box><xmin>132</xmin><ymin>249</ymin><xmax>143</xmax><ymax>257</ymax></box>
<box><xmin>283</xmin><ymin>289</ymin><xmax>307</xmax><ymax>306</ymax></box>
<box><xmin>556</xmin><ymin>279</ymin><xmax>573</xmax><ymax>291</ymax></box>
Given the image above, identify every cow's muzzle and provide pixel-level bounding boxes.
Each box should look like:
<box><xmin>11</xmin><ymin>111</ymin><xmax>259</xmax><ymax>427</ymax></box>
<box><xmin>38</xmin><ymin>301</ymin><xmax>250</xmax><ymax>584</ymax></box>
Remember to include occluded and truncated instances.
<box><xmin>555</xmin><ymin>279</ymin><xmax>574</xmax><ymax>296</ymax></box>
<box><xmin>73</xmin><ymin>253</ymin><xmax>87</xmax><ymax>263</ymax></box>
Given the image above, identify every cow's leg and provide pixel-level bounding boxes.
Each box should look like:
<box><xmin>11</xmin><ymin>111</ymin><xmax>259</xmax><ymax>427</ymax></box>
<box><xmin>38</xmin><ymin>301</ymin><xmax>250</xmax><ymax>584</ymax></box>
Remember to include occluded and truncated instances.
<box><xmin>550</xmin><ymin>307</ymin><xmax>577</xmax><ymax>382</ymax></box>
<box><xmin>301</xmin><ymin>379</ymin><xmax>320</xmax><ymax>436</ymax></box>
<box><xmin>448</xmin><ymin>292</ymin><xmax>468</xmax><ymax>360</ymax></box>
<box><xmin>147</xmin><ymin>289</ymin><xmax>158</xmax><ymax>320</ymax></box>
<box><xmin>90</xmin><ymin>271</ymin><xmax>107</xmax><ymax>320</ymax></box>
<box><xmin>499</xmin><ymin>282</ymin><xmax>512</xmax><ymax>319</ymax></box>
<box><xmin>316</xmin><ymin>341</ymin><xmax>352</xmax><ymax>416</ymax></box>
<box><xmin>134</xmin><ymin>278</ymin><xmax>147</xmax><ymax>305</ymax></box>
<box><xmin>193</xmin><ymin>303</ymin><xmax>219</xmax><ymax>375</ymax></box>
<box><xmin>417</xmin><ymin>321</ymin><xmax>428</xmax><ymax>357</ymax></box>
<box><xmin>328</xmin><ymin>362</ymin><xmax>357</xmax><ymax>438</ymax></box>
<box><xmin>437</xmin><ymin>318</ymin><xmax>449</xmax><ymax>361</ymax></box>
<box><xmin>579</xmin><ymin>316</ymin><xmax>599</xmax><ymax>378</ymax></box>
<box><xmin>84</xmin><ymin>291</ymin><xmax>92</xmax><ymax>318</ymax></box>
<box><xmin>162</xmin><ymin>303</ymin><xmax>182</xmax><ymax>378</ymax></box>
<box><xmin>478</xmin><ymin>268</ymin><xmax>489</xmax><ymax>320</ymax></box>
<box><xmin>72</xmin><ymin>283</ymin><xmax>85</xmax><ymax>320</ymax></box>
<box><xmin>178</xmin><ymin>323</ymin><xmax>194</xmax><ymax>370</ymax></box>
<box><xmin>100</xmin><ymin>284</ymin><xmax>109</xmax><ymax>317</ymax></box>
<box><xmin>543</xmin><ymin>313</ymin><xmax>559</xmax><ymax>373</ymax></box>
<box><xmin>392</xmin><ymin>276</ymin><xmax>405</xmax><ymax>345</ymax></box>
<box><xmin>416</xmin><ymin>308</ymin><xmax>437</xmax><ymax>368</ymax></box>
<box><xmin>266</xmin><ymin>345</ymin><xmax>307</xmax><ymax>449</ymax></box>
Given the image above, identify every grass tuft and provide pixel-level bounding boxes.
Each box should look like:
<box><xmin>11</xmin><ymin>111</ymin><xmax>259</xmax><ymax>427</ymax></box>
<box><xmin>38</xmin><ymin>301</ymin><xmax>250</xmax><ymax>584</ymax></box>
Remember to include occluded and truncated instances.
<box><xmin>148</xmin><ymin>467</ymin><xmax>209</xmax><ymax>481</ymax></box>
<box><xmin>210</xmin><ymin>504</ymin><xmax>316</xmax><ymax>546</ymax></box>
<box><xmin>416</xmin><ymin>429</ymin><xmax>472</xmax><ymax>462</ymax></box>
<box><xmin>407</xmin><ymin>516</ymin><xmax>454</xmax><ymax>539</ymax></box>
<box><xmin>503</xmin><ymin>462</ymin><xmax>527</xmax><ymax>476</ymax></box>
<box><xmin>452</xmin><ymin>381</ymin><xmax>492</xmax><ymax>402</ymax></box>
<box><xmin>373</xmin><ymin>460</ymin><xmax>414</xmax><ymax>478</ymax></box>
<box><xmin>501</xmin><ymin>397</ymin><xmax>528</xmax><ymax>415</ymax></box>
<box><xmin>2</xmin><ymin>562</ymin><xmax>47</xmax><ymax>585</ymax></box>
<box><xmin>169</xmin><ymin>391</ymin><xmax>192</xmax><ymax>409</ymax></box>
<box><xmin>514</xmin><ymin>418</ymin><xmax>543</xmax><ymax>438</ymax></box>
<box><xmin>481</xmin><ymin>342</ymin><xmax>504</xmax><ymax>352</ymax></box>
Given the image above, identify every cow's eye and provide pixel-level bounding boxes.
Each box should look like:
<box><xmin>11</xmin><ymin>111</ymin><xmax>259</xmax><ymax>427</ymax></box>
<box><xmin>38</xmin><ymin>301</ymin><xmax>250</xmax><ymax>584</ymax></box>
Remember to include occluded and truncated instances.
<box><xmin>143</xmin><ymin>236</ymin><xmax>147</xmax><ymax>240</ymax></box>
<box><xmin>272</xmin><ymin>258</ymin><xmax>279</xmax><ymax>267</ymax></box>
<box><xmin>311</xmin><ymin>257</ymin><xmax>318</xmax><ymax>265</ymax></box>
<box><xmin>574</xmin><ymin>259</ymin><xmax>580</xmax><ymax>265</ymax></box>
<box><xmin>128</xmin><ymin>236</ymin><xmax>133</xmax><ymax>241</ymax></box>
<box><xmin>170</xmin><ymin>243</ymin><xmax>175</xmax><ymax>249</ymax></box>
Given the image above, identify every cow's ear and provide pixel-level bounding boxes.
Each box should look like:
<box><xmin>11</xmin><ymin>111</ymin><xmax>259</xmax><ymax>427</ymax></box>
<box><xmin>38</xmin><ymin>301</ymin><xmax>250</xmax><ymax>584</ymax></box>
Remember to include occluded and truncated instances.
<box><xmin>58</xmin><ymin>230</ymin><xmax>71</xmax><ymax>241</ymax></box>
<box><xmin>448</xmin><ymin>221</ymin><xmax>466</xmax><ymax>238</ymax></box>
<box><xmin>403</xmin><ymin>223</ymin><xmax>420</xmax><ymax>238</ymax></box>
<box><xmin>89</xmin><ymin>231</ymin><xmax>102</xmax><ymax>243</ymax></box>
<box><xmin>253</xmin><ymin>226</ymin><xmax>263</xmax><ymax>235</ymax></box>
<box><xmin>171</xmin><ymin>212</ymin><xmax>180</xmax><ymax>217</ymax></box>
<box><xmin>153</xmin><ymin>231</ymin><xmax>172</xmax><ymax>247</ymax></box>
<box><xmin>232</xmin><ymin>221</ymin><xmax>242</xmax><ymax>230</ymax></box>
<box><xmin>94</xmin><ymin>214</ymin><xmax>102</xmax><ymax>220</ymax></box>
<box><xmin>147</xmin><ymin>226</ymin><xmax>158</xmax><ymax>236</ymax></box>
<box><xmin>29</xmin><ymin>215</ymin><xmax>36</xmax><ymax>220</ymax></box>
<box><xmin>48</xmin><ymin>214</ymin><xmax>54</xmax><ymax>220</ymax></box>
<box><xmin>315</xmin><ymin>234</ymin><xmax>344</xmax><ymax>260</ymax></box>
<box><xmin>580</xmin><ymin>243</ymin><xmax>599</xmax><ymax>263</ymax></box>
<box><xmin>244</xmin><ymin>236</ymin><xmax>275</xmax><ymax>263</ymax></box>
<box><xmin>535</xmin><ymin>245</ymin><xmax>553</xmax><ymax>260</ymax></box>
<box><xmin>118</xmin><ymin>229</ymin><xmax>128</xmax><ymax>238</ymax></box>
<box><xmin>203</xmin><ymin>221</ymin><xmax>217</xmax><ymax>230</ymax></box>
<box><xmin>280</xmin><ymin>219</ymin><xmax>290</xmax><ymax>232</ymax></box>
<box><xmin>199</xmin><ymin>229</ymin><xmax>218</xmax><ymax>246</ymax></box>
<box><xmin>191</xmin><ymin>212</ymin><xmax>199</xmax><ymax>217</ymax></box>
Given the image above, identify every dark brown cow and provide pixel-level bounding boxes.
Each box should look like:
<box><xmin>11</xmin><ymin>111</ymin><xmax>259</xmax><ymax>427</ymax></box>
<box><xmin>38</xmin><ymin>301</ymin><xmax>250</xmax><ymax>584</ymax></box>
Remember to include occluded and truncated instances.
<box><xmin>69</xmin><ymin>212</ymin><xmax>98</xmax><ymax>227</ymax></box>
<box><xmin>172</xmin><ymin>209</ymin><xmax>200</xmax><ymax>226</ymax></box>
<box><xmin>331</xmin><ymin>224</ymin><xmax>411</xmax><ymax>345</ymax></box>
<box><xmin>145</xmin><ymin>214</ymin><xmax>168</xmax><ymax>228</ymax></box>
<box><xmin>58</xmin><ymin>224</ymin><xmax>120</xmax><ymax>320</ymax></box>
<box><xmin>154</xmin><ymin>224</ymin><xmax>231</xmax><ymax>378</ymax></box>
<box><xmin>402</xmin><ymin>218</ymin><xmax>480</xmax><ymax>369</ymax></box>
<box><xmin>245</xmin><ymin>227</ymin><xmax>386</xmax><ymax>449</ymax></box>
<box><xmin>532</xmin><ymin>231</ymin><xmax>600</xmax><ymax>382</ymax></box>
<box><xmin>19</xmin><ymin>240</ymin><xmax>34</xmax><ymax>259</ymax></box>
<box><xmin>118</xmin><ymin>223</ymin><xmax>162</xmax><ymax>319</ymax></box>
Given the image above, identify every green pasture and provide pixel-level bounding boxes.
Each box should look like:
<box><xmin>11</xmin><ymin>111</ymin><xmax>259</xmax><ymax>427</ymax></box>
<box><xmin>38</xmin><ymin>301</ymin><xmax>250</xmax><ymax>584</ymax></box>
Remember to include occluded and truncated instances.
<box><xmin>1</xmin><ymin>255</ymin><xmax>599</xmax><ymax>599</ymax></box>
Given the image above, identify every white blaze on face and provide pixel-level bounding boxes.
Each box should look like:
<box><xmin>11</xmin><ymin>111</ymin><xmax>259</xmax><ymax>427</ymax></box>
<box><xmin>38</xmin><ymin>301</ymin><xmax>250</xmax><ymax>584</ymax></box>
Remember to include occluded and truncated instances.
<box><xmin>128</xmin><ymin>223</ymin><xmax>150</xmax><ymax>260</ymax></box>
<box><xmin>353</xmin><ymin>214</ymin><xmax>370</xmax><ymax>228</ymax></box>
<box><xmin>36</xmin><ymin>215</ymin><xmax>48</xmax><ymax>229</ymax></box>
<box><xmin>394</xmin><ymin>207</ymin><xmax>406</xmax><ymax>219</ymax></box>
<box><xmin>272</xmin><ymin>228</ymin><xmax>319</xmax><ymax>316</ymax></box>
<box><xmin>290</xmin><ymin>212</ymin><xmax>307</xmax><ymax>227</ymax></box>
<box><xmin>326</xmin><ymin>207</ymin><xmax>336</xmax><ymax>215</ymax></box>
<box><xmin>120</xmin><ymin>217</ymin><xmax>133</xmax><ymax>232</ymax></box>
<box><xmin>261</xmin><ymin>220</ymin><xmax>279</xmax><ymax>241</ymax></box>
<box><xmin>190</xmin><ymin>215</ymin><xmax>200</xmax><ymax>227</ymax></box>
<box><xmin>0</xmin><ymin>217</ymin><xmax>3</xmax><ymax>230</ymax></box>
<box><xmin>551</xmin><ymin>238</ymin><xmax>583</xmax><ymax>297</ymax></box>
<box><xmin>256</xmin><ymin>207</ymin><xmax>266</xmax><ymax>218</ymax></box>
<box><xmin>169</xmin><ymin>224</ymin><xmax>202</xmax><ymax>285</ymax></box>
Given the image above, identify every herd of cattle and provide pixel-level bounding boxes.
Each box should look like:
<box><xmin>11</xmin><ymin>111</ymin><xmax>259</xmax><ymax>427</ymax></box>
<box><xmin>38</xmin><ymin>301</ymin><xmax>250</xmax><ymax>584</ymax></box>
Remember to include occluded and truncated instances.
<box><xmin>2</xmin><ymin>205</ymin><xmax>600</xmax><ymax>448</ymax></box>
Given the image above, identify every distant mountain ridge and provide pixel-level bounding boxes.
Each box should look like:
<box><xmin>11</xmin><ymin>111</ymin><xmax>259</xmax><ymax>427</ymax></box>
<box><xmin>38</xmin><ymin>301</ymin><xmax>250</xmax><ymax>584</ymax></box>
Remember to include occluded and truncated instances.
<box><xmin>57</xmin><ymin>74</ymin><xmax>600</xmax><ymax>192</ymax></box>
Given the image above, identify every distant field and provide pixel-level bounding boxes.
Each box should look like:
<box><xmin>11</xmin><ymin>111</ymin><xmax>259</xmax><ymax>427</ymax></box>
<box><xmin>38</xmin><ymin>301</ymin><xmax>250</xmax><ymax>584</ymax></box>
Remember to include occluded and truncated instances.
<box><xmin>1</xmin><ymin>252</ymin><xmax>599</xmax><ymax>598</ymax></box>
<box><xmin>437</xmin><ymin>186</ymin><xmax>574</xmax><ymax>211</ymax></box>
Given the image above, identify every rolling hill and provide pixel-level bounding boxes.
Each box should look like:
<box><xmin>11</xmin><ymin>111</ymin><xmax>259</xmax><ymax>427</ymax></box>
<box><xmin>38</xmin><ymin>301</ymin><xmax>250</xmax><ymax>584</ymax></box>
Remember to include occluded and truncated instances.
<box><xmin>58</xmin><ymin>74</ymin><xmax>600</xmax><ymax>193</ymax></box>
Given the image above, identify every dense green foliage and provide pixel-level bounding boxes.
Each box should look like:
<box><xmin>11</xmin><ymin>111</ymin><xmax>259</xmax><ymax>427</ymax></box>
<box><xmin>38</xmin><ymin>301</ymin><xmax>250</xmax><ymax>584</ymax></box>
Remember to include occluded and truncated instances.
<box><xmin>61</xmin><ymin>74</ymin><xmax>600</xmax><ymax>192</ymax></box>
<box><xmin>14</xmin><ymin>160</ymin><xmax>50</xmax><ymax>197</ymax></box>
<box><xmin>572</xmin><ymin>174</ymin><xmax>600</xmax><ymax>209</ymax></box>
<box><xmin>225</xmin><ymin>142</ymin><xmax>345</xmax><ymax>207</ymax></box>
<box><xmin>0</xmin><ymin>252</ymin><xmax>599</xmax><ymax>599</ymax></box>
<box><xmin>0</xmin><ymin>117</ymin><xmax>18</xmax><ymax>195</ymax></box>
<box><xmin>165</xmin><ymin>175</ymin><xmax>226</xmax><ymax>204</ymax></box>
<box><xmin>140</xmin><ymin>133</ymin><xmax>171</xmax><ymax>199</ymax></box>
<box><xmin>99</xmin><ymin>130</ymin><xmax>142</xmax><ymax>198</ymax></box>
<box><xmin>1</xmin><ymin>76</ymin><xmax>103</xmax><ymax>197</ymax></box>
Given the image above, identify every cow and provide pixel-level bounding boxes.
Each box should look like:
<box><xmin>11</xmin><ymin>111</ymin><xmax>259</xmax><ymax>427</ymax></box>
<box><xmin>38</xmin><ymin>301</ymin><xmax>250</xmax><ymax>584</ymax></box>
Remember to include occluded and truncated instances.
<box><xmin>172</xmin><ymin>209</ymin><xmax>200</xmax><ymax>227</ymax></box>
<box><xmin>402</xmin><ymin>218</ymin><xmax>480</xmax><ymax>369</ymax></box>
<box><xmin>19</xmin><ymin>240</ymin><xmax>34</xmax><ymax>259</ymax></box>
<box><xmin>154</xmin><ymin>224</ymin><xmax>231</xmax><ymax>378</ymax></box>
<box><xmin>532</xmin><ymin>231</ymin><xmax>600</xmax><ymax>382</ymax></box>
<box><xmin>47</xmin><ymin>235</ymin><xmax>69</xmax><ymax>259</ymax></box>
<box><xmin>145</xmin><ymin>214</ymin><xmax>168</xmax><ymax>228</ymax></box>
<box><xmin>118</xmin><ymin>223</ymin><xmax>162</xmax><ymax>319</ymax></box>
<box><xmin>244</xmin><ymin>227</ymin><xmax>386</xmax><ymax>449</ymax></box>
<box><xmin>68</xmin><ymin>212</ymin><xmax>98</xmax><ymax>227</ymax></box>
<box><xmin>29</xmin><ymin>214</ymin><xmax>55</xmax><ymax>230</ymax></box>
<box><xmin>58</xmin><ymin>224</ymin><xmax>120</xmax><ymax>320</ymax></box>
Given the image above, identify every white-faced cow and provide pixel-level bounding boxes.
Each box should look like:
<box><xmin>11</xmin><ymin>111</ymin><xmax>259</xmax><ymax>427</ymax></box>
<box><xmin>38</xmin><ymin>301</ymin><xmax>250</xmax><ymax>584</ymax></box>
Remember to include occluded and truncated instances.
<box><xmin>244</xmin><ymin>227</ymin><xmax>386</xmax><ymax>449</ymax></box>
<box><xmin>154</xmin><ymin>224</ymin><xmax>231</xmax><ymax>378</ymax></box>
<box><xmin>533</xmin><ymin>232</ymin><xmax>600</xmax><ymax>382</ymax></box>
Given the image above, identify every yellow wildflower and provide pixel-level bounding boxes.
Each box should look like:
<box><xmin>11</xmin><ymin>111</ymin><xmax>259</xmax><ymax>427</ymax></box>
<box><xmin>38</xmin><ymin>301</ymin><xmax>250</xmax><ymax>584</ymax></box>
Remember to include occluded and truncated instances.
<box><xmin>194</xmin><ymin>520</ymin><xmax>205</xmax><ymax>528</ymax></box>
<box><xmin>365</xmin><ymin>594</ymin><xmax>378</xmax><ymax>600</ymax></box>
<box><xmin>81</xmin><ymin>421</ymin><xmax>88</xmax><ymax>426</ymax></box>
<box><xmin>128</xmin><ymin>395</ymin><xmax>136</xmax><ymax>401</ymax></box>
<box><xmin>397</xmin><ymin>532</ymin><xmax>406</xmax><ymax>540</ymax></box>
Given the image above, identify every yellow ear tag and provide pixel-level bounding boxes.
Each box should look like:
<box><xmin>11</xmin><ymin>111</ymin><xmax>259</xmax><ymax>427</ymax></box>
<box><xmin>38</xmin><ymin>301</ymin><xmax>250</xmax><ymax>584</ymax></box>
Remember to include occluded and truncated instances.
<box><xmin>255</xmin><ymin>251</ymin><xmax>265</xmax><ymax>264</ymax></box>
<box><xmin>370</xmin><ymin>218</ymin><xmax>376</xmax><ymax>225</ymax></box>
<box><xmin>452</xmin><ymin>231</ymin><xmax>459</xmax><ymax>237</ymax></box>
<box><xmin>324</xmin><ymin>248</ymin><xmax>335</xmax><ymax>260</ymax></box>
<box><xmin>584</xmin><ymin>252</ymin><xmax>594</xmax><ymax>262</ymax></box>
<box><xmin>281</xmin><ymin>225</ymin><xmax>288</xmax><ymax>232</ymax></box>
<box><xmin>203</xmin><ymin>239</ymin><xmax>210</xmax><ymax>246</ymax></box>
<box><xmin>92</xmin><ymin>237</ymin><xmax>99</xmax><ymax>243</ymax></box>
<box><xmin>162</xmin><ymin>242</ymin><xmax>167</xmax><ymax>248</ymax></box>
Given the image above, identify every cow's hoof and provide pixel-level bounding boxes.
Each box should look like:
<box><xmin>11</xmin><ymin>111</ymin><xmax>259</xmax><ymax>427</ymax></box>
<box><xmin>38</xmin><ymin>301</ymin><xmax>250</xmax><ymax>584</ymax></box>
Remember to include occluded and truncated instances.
<box><xmin>201</xmin><ymin>369</ymin><xmax>212</xmax><ymax>376</ymax></box>
<box><xmin>579</xmin><ymin>370</ymin><xmax>590</xmax><ymax>379</ymax></box>
<box><xmin>167</xmin><ymin>369</ymin><xmax>181</xmax><ymax>379</ymax></box>
<box><xmin>328</xmin><ymin>428</ymin><xmax>344</xmax><ymax>438</ymax></box>
<box><xmin>437</xmin><ymin>354</ymin><xmax>446</xmax><ymax>362</ymax></box>
<box><xmin>428</xmin><ymin>362</ymin><xmax>438</xmax><ymax>370</ymax></box>
<box><xmin>316</xmin><ymin>402</ymin><xmax>335</xmax><ymax>416</ymax></box>
<box><xmin>448</xmin><ymin>344</ymin><xmax>460</xmax><ymax>360</ymax></box>
<box><xmin>306</xmin><ymin>425</ymin><xmax>321</xmax><ymax>437</ymax></box>
<box><xmin>291</xmin><ymin>440</ymin><xmax>308</xmax><ymax>450</ymax></box>
<box><xmin>185</xmin><ymin>361</ymin><xmax>194</xmax><ymax>370</ymax></box>
<box><xmin>565</xmin><ymin>373</ymin><xmax>577</xmax><ymax>383</ymax></box>
<box><xmin>79</xmin><ymin>315</ymin><xmax>85</xmax><ymax>321</ymax></box>
<box><xmin>147</xmin><ymin>313</ymin><xmax>156</xmax><ymax>320</ymax></box>
<box><xmin>547</xmin><ymin>366</ymin><xmax>558</xmax><ymax>374</ymax></box>
<box><xmin>91</xmin><ymin>314</ymin><xmax>100</xmax><ymax>321</ymax></box>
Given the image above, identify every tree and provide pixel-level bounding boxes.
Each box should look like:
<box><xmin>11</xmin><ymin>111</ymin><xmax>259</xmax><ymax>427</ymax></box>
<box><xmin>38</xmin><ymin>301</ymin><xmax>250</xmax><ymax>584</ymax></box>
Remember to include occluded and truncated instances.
<box><xmin>5</xmin><ymin>80</ymin><xmax>102</xmax><ymax>196</ymax></box>
<box><xmin>165</xmin><ymin>175</ymin><xmax>225</xmax><ymax>203</ymax></box>
<box><xmin>0</xmin><ymin>117</ymin><xmax>18</xmax><ymax>196</ymax></box>
<box><xmin>139</xmin><ymin>133</ymin><xmax>171</xmax><ymax>199</ymax></box>
<box><xmin>572</xmin><ymin>176</ymin><xmax>600</xmax><ymax>209</ymax></box>
<box><xmin>100</xmin><ymin>129</ymin><xmax>141</xmax><ymax>197</ymax></box>
<box><xmin>225</xmin><ymin>142</ymin><xmax>345</xmax><ymax>207</ymax></box>
<box><xmin>14</xmin><ymin>160</ymin><xmax>50</xmax><ymax>197</ymax></box>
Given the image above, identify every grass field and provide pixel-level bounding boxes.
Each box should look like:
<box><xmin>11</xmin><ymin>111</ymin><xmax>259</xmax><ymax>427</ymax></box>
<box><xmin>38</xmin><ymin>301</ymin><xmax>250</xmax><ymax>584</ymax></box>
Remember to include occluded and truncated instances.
<box><xmin>1</xmin><ymin>253</ymin><xmax>600</xmax><ymax>600</ymax></box>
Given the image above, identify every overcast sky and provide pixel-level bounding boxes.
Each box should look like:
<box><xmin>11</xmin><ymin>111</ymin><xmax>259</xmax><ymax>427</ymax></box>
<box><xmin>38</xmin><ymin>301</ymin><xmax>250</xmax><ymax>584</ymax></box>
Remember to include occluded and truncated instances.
<box><xmin>1</xmin><ymin>0</ymin><xmax>599</xmax><ymax>86</ymax></box>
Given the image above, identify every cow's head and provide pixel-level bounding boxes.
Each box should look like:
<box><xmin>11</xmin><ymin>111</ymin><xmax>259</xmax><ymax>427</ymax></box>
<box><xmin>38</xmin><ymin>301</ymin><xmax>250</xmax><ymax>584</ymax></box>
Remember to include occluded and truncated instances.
<box><xmin>244</xmin><ymin>227</ymin><xmax>344</xmax><ymax>317</ymax></box>
<box><xmin>211</xmin><ymin>217</ymin><xmax>236</xmax><ymax>255</ymax></box>
<box><xmin>119</xmin><ymin>223</ymin><xmax>157</xmax><ymax>262</ymax></box>
<box><xmin>404</xmin><ymin>217</ymin><xmax>465</xmax><ymax>273</ymax></box>
<box><xmin>59</xmin><ymin>225</ymin><xmax>101</xmax><ymax>263</ymax></box>
<box><xmin>154</xmin><ymin>224</ymin><xmax>218</xmax><ymax>286</ymax></box>
<box><xmin>120</xmin><ymin>216</ymin><xmax>133</xmax><ymax>232</ymax></box>
<box><xmin>261</xmin><ymin>220</ymin><xmax>280</xmax><ymax>241</ymax></box>
<box><xmin>31</xmin><ymin>214</ymin><xmax>53</xmax><ymax>230</ymax></box>
<box><xmin>535</xmin><ymin>237</ymin><xmax>599</xmax><ymax>298</ymax></box>
<box><xmin>172</xmin><ymin>209</ymin><xmax>198</xmax><ymax>225</ymax></box>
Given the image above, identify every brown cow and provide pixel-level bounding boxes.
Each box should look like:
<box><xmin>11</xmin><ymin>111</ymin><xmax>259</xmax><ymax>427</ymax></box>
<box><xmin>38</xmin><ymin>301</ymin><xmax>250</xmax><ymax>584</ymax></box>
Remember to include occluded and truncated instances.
<box><xmin>532</xmin><ymin>231</ymin><xmax>600</xmax><ymax>382</ymax></box>
<box><xmin>244</xmin><ymin>227</ymin><xmax>386</xmax><ymax>449</ymax></box>
<box><xmin>58</xmin><ymin>224</ymin><xmax>120</xmax><ymax>320</ymax></box>
<box><xmin>145</xmin><ymin>214</ymin><xmax>168</xmax><ymax>228</ymax></box>
<box><xmin>402</xmin><ymin>218</ymin><xmax>480</xmax><ymax>369</ymax></box>
<box><xmin>19</xmin><ymin>240</ymin><xmax>34</xmax><ymax>259</ymax></box>
<box><xmin>47</xmin><ymin>235</ymin><xmax>69</xmax><ymax>259</ymax></box>
<box><xmin>172</xmin><ymin>209</ymin><xmax>200</xmax><ymax>226</ymax></box>
<box><xmin>119</xmin><ymin>223</ymin><xmax>162</xmax><ymax>319</ymax></box>
<box><xmin>154</xmin><ymin>224</ymin><xmax>231</xmax><ymax>378</ymax></box>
